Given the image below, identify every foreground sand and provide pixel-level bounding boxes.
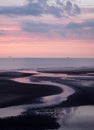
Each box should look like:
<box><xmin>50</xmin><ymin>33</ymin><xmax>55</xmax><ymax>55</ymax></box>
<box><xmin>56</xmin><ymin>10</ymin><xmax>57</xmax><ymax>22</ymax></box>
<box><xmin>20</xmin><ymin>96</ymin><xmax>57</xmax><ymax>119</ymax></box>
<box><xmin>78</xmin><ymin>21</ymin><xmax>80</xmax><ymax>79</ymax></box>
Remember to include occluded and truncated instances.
<box><xmin>0</xmin><ymin>71</ymin><xmax>62</xmax><ymax>108</ymax></box>
<box><xmin>0</xmin><ymin>69</ymin><xmax>94</xmax><ymax>108</ymax></box>
<box><xmin>0</xmin><ymin>69</ymin><xmax>94</xmax><ymax>129</ymax></box>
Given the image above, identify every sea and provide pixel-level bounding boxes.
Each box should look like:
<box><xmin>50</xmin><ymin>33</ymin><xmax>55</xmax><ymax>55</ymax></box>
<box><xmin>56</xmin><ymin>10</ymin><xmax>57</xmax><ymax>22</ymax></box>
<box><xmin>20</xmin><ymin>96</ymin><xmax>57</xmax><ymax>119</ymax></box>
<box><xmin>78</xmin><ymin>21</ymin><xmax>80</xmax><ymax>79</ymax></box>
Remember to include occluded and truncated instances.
<box><xmin>0</xmin><ymin>58</ymin><xmax>94</xmax><ymax>70</ymax></box>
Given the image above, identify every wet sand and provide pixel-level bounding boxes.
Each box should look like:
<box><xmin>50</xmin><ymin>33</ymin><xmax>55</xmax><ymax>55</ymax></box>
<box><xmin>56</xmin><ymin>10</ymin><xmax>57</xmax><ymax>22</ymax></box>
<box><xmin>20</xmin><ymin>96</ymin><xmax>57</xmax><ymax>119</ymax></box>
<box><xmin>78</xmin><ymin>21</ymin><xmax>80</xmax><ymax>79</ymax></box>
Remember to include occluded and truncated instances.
<box><xmin>0</xmin><ymin>68</ymin><xmax>94</xmax><ymax>129</ymax></box>
<box><xmin>0</xmin><ymin>69</ymin><xmax>94</xmax><ymax>108</ymax></box>
<box><xmin>0</xmin><ymin>80</ymin><xmax>62</xmax><ymax>108</ymax></box>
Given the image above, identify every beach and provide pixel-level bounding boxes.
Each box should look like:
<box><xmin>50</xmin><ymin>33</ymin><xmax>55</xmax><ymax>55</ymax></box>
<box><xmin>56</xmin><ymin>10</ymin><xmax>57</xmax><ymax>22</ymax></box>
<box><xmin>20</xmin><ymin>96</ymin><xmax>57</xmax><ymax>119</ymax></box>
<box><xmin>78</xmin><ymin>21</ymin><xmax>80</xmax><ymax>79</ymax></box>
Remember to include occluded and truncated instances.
<box><xmin>0</xmin><ymin>67</ymin><xmax>94</xmax><ymax>129</ymax></box>
<box><xmin>0</xmin><ymin>0</ymin><xmax>94</xmax><ymax>128</ymax></box>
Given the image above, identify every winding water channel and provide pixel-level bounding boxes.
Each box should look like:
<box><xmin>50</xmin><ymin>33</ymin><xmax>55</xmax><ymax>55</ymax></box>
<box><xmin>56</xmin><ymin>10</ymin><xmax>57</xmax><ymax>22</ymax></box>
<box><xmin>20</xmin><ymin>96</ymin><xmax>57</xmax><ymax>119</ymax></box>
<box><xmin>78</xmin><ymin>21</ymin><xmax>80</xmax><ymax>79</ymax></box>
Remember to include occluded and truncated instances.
<box><xmin>0</xmin><ymin>72</ymin><xmax>75</xmax><ymax>118</ymax></box>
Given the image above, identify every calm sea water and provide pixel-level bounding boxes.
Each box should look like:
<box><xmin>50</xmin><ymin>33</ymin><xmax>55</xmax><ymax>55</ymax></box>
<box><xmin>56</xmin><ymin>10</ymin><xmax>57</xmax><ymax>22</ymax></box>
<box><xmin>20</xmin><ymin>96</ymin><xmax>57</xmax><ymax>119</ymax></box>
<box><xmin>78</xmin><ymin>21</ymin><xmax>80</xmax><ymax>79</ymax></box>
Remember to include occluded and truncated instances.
<box><xmin>0</xmin><ymin>58</ymin><xmax>94</xmax><ymax>70</ymax></box>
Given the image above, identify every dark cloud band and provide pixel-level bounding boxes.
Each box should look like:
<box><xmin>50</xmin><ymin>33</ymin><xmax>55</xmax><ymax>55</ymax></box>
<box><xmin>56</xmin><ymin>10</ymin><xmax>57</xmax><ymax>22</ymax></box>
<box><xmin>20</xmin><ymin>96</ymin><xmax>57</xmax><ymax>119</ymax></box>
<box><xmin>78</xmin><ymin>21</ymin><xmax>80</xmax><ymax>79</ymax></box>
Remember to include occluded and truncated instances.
<box><xmin>22</xmin><ymin>20</ymin><xmax>94</xmax><ymax>40</ymax></box>
<box><xmin>0</xmin><ymin>0</ymin><xmax>80</xmax><ymax>17</ymax></box>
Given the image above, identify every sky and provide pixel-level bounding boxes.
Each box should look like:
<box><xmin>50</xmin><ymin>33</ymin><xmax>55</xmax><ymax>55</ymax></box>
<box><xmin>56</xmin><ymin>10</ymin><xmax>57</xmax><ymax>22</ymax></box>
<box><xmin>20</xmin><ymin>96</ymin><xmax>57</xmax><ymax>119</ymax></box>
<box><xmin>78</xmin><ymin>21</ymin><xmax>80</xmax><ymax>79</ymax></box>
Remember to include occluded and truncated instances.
<box><xmin>0</xmin><ymin>0</ymin><xmax>94</xmax><ymax>58</ymax></box>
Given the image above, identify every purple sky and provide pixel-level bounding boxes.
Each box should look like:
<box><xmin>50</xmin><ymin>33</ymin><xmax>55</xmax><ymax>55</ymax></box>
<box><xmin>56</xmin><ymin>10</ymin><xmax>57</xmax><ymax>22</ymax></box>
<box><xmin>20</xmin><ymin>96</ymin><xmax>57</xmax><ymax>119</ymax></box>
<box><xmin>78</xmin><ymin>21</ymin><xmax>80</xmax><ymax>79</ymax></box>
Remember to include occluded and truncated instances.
<box><xmin>0</xmin><ymin>0</ymin><xmax>94</xmax><ymax>57</ymax></box>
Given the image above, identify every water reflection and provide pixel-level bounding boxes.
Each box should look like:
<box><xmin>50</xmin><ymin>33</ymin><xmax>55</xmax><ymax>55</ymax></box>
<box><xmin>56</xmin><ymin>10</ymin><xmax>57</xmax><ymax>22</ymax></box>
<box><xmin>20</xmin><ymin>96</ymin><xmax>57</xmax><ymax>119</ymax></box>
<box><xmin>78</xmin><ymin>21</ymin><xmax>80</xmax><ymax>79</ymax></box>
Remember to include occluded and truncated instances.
<box><xmin>0</xmin><ymin>106</ymin><xmax>24</xmax><ymax>118</ymax></box>
<box><xmin>58</xmin><ymin>106</ymin><xmax>94</xmax><ymax>130</ymax></box>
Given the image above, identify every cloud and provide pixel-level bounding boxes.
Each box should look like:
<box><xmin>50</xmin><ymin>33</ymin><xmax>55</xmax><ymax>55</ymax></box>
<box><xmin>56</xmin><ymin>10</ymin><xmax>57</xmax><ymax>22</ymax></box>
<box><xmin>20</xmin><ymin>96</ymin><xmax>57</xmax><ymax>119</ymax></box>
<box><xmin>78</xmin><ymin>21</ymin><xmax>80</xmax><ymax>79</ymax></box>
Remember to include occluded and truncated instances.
<box><xmin>65</xmin><ymin>20</ymin><xmax>94</xmax><ymax>29</ymax></box>
<box><xmin>0</xmin><ymin>4</ymin><xmax>42</xmax><ymax>16</ymax></box>
<box><xmin>63</xmin><ymin>20</ymin><xmax>94</xmax><ymax>40</ymax></box>
<box><xmin>22</xmin><ymin>20</ymin><xmax>94</xmax><ymax>40</ymax></box>
<box><xmin>65</xmin><ymin>1</ymin><xmax>80</xmax><ymax>16</ymax></box>
<box><xmin>22</xmin><ymin>21</ymin><xmax>61</xmax><ymax>33</ymax></box>
<box><xmin>0</xmin><ymin>0</ymin><xmax>80</xmax><ymax>17</ymax></box>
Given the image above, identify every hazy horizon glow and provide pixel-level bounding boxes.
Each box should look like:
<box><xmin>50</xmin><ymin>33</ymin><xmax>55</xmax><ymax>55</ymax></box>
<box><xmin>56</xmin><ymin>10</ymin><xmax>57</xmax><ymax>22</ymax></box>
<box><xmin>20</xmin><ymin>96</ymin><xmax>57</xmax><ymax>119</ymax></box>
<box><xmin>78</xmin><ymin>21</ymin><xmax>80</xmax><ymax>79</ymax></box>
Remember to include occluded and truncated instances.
<box><xmin>0</xmin><ymin>0</ymin><xmax>94</xmax><ymax>58</ymax></box>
